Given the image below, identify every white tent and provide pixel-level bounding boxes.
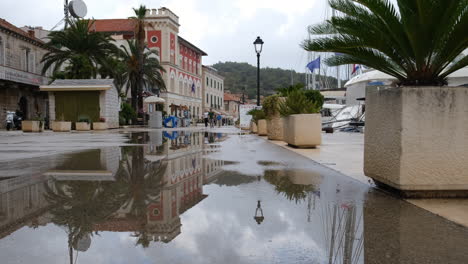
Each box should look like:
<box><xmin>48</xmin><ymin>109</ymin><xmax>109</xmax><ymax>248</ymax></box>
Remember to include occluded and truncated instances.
<box><xmin>344</xmin><ymin>67</ymin><xmax>468</xmax><ymax>106</ymax></box>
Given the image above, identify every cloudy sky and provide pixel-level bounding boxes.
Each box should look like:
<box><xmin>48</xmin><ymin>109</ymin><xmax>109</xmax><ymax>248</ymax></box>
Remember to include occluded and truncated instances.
<box><xmin>1</xmin><ymin>0</ymin><xmax>332</xmax><ymax>72</ymax></box>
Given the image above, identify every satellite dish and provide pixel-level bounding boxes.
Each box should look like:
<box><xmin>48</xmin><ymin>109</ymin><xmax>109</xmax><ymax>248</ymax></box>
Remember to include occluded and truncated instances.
<box><xmin>69</xmin><ymin>0</ymin><xmax>87</xmax><ymax>18</ymax></box>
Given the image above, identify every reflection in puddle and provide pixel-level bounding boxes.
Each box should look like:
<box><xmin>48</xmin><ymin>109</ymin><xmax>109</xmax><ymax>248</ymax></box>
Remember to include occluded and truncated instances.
<box><xmin>0</xmin><ymin>131</ymin><xmax>467</xmax><ymax>263</ymax></box>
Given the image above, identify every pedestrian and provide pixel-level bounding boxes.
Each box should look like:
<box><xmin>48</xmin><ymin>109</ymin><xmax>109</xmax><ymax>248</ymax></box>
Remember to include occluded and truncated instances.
<box><xmin>216</xmin><ymin>114</ymin><xmax>222</xmax><ymax>127</ymax></box>
<box><xmin>209</xmin><ymin>109</ymin><xmax>215</xmax><ymax>128</ymax></box>
<box><xmin>203</xmin><ymin>111</ymin><xmax>209</xmax><ymax>127</ymax></box>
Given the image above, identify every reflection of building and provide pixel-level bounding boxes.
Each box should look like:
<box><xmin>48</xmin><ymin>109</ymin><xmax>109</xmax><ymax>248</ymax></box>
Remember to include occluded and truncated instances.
<box><xmin>0</xmin><ymin>19</ymin><xmax>52</xmax><ymax>129</ymax></box>
<box><xmin>0</xmin><ymin>175</ymin><xmax>51</xmax><ymax>239</ymax></box>
<box><xmin>45</xmin><ymin>148</ymin><xmax>120</xmax><ymax>181</ymax></box>
<box><xmin>97</xmin><ymin>133</ymin><xmax>206</xmax><ymax>244</ymax></box>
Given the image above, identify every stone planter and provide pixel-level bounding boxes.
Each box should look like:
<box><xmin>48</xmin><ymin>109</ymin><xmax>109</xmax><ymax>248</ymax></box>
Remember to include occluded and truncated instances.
<box><xmin>258</xmin><ymin>119</ymin><xmax>267</xmax><ymax>136</ymax></box>
<box><xmin>22</xmin><ymin>120</ymin><xmax>43</xmax><ymax>132</ymax></box>
<box><xmin>51</xmin><ymin>121</ymin><xmax>71</xmax><ymax>132</ymax></box>
<box><xmin>250</xmin><ymin>122</ymin><xmax>258</xmax><ymax>133</ymax></box>
<box><xmin>283</xmin><ymin>114</ymin><xmax>322</xmax><ymax>148</ymax></box>
<box><xmin>76</xmin><ymin>122</ymin><xmax>91</xmax><ymax>131</ymax></box>
<box><xmin>93</xmin><ymin>122</ymin><xmax>108</xmax><ymax>130</ymax></box>
<box><xmin>364</xmin><ymin>86</ymin><xmax>468</xmax><ymax>198</ymax></box>
<box><xmin>267</xmin><ymin>116</ymin><xmax>284</xmax><ymax>140</ymax></box>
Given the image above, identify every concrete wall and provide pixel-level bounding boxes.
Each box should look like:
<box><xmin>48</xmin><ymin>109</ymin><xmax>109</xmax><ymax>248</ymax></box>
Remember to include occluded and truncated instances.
<box><xmin>100</xmin><ymin>88</ymin><xmax>119</xmax><ymax>128</ymax></box>
<box><xmin>365</xmin><ymin>86</ymin><xmax>468</xmax><ymax>193</ymax></box>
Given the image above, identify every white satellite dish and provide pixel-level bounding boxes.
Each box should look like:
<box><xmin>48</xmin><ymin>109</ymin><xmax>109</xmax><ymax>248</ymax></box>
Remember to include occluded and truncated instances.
<box><xmin>69</xmin><ymin>0</ymin><xmax>87</xmax><ymax>18</ymax></box>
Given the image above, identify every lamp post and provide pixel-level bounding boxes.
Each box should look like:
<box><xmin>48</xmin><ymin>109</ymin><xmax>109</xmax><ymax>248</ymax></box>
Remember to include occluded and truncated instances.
<box><xmin>253</xmin><ymin>36</ymin><xmax>264</xmax><ymax>106</ymax></box>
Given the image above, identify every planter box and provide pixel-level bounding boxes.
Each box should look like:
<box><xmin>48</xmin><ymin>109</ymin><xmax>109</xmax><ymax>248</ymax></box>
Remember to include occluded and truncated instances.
<box><xmin>22</xmin><ymin>120</ymin><xmax>43</xmax><ymax>132</ymax></box>
<box><xmin>258</xmin><ymin>119</ymin><xmax>267</xmax><ymax>136</ymax></box>
<box><xmin>93</xmin><ymin>122</ymin><xmax>108</xmax><ymax>130</ymax></box>
<box><xmin>267</xmin><ymin>116</ymin><xmax>284</xmax><ymax>140</ymax></box>
<box><xmin>283</xmin><ymin>114</ymin><xmax>322</xmax><ymax>148</ymax></box>
<box><xmin>250</xmin><ymin>122</ymin><xmax>258</xmax><ymax>133</ymax></box>
<box><xmin>364</xmin><ymin>86</ymin><xmax>468</xmax><ymax>197</ymax></box>
<box><xmin>51</xmin><ymin>121</ymin><xmax>71</xmax><ymax>132</ymax></box>
<box><xmin>76</xmin><ymin>122</ymin><xmax>91</xmax><ymax>131</ymax></box>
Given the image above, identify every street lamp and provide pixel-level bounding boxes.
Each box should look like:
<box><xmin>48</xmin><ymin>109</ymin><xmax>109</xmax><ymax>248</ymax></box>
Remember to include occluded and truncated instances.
<box><xmin>253</xmin><ymin>200</ymin><xmax>265</xmax><ymax>225</ymax></box>
<box><xmin>253</xmin><ymin>36</ymin><xmax>264</xmax><ymax>106</ymax></box>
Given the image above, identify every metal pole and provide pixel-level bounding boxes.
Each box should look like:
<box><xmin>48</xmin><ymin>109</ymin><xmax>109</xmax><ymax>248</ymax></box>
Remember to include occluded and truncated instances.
<box><xmin>256</xmin><ymin>53</ymin><xmax>260</xmax><ymax>106</ymax></box>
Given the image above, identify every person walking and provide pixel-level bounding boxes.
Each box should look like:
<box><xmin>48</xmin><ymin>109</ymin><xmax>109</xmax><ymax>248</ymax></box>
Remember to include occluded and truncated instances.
<box><xmin>203</xmin><ymin>111</ymin><xmax>209</xmax><ymax>127</ymax></box>
<box><xmin>216</xmin><ymin>114</ymin><xmax>222</xmax><ymax>128</ymax></box>
<box><xmin>209</xmin><ymin>109</ymin><xmax>215</xmax><ymax>128</ymax></box>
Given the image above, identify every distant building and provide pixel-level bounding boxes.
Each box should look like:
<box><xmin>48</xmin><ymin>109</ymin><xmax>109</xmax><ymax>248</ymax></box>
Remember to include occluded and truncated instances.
<box><xmin>20</xmin><ymin>26</ymin><xmax>50</xmax><ymax>43</ymax></box>
<box><xmin>202</xmin><ymin>65</ymin><xmax>224</xmax><ymax>112</ymax></box>
<box><xmin>224</xmin><ymin>92</ymin><xmax>242</xmax><ymax>121</ymax></box>
<box><xmin>0</xmin><ymin>18</ymin><xmax>52</xmax><ymax>128</ymax></box>
<box><xmin>92</xmin><ymin>8</ymin><xmax>207</xmax><ymax>120</ymax></box>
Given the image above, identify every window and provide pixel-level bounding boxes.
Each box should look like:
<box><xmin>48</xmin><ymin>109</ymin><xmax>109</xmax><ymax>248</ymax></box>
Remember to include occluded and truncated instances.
<box><xmin>151</xmin><ymin>36</ymin><xmax>158</xmax><ymax>43</ymax></box>
<box><xmin>206</xmin><ymin>77</ymin><xmax>209</xmax><ymax>85</ymax></box>
<box><xmin>210</xmin><ymin>95</ymin><xmax>213</xmax><ymax>105</ymax></box>
<box><xmin>149</xmin><ymin>104</ymin><xmax>153</xmax><ymax>113</ymax></box>
<box><xmin>206</xmin><ymin>93</ymin><xmax>209</xmax><ymax>103</ymax></box>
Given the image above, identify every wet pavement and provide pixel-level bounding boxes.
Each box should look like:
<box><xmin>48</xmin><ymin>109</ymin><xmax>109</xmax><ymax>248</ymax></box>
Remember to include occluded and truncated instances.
<box><xmin>0</xmin><ymin>129</ymin><xmax>468</xmax><ymax>263</ymax></box>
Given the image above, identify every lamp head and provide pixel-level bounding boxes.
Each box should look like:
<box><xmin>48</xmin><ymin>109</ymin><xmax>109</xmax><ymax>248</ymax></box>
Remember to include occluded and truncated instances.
<box><xmin>253</xmin><ymin>36</ymin><xmax>264</xmax><ymax>54</ymax></box>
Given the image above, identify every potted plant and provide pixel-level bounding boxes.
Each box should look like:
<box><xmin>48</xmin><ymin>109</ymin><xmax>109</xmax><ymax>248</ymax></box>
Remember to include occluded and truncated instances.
<box><xmin>303</xmin><ymin>0</ymin><xmax>468</xmax><ymax>197</ymax></box>
<box><xmin>279</xmin><ymin>89</ymin><xmax>323</xmax><ymax>148</ymax></box>
<box><xmin>22</xmin><ymin>115</ymin><xmax>44</xmax><ymax>133</ymax></box>
<box><xmin>93</xmin><ymin>117</ymin><xmax>108</xmax><ymax>130</ymax></box>
<box><xmin>247</xmin><ymin>109</ymin><xmax>266</xmax><ymax>135</ymax></box>
<box><xmin>51</xmin><ymin>114</ymin><xmax>71</xmax><ymax>132</ymax></box>
<box><xmin>262</xmin><ymin>95</ymin><xmax>284</xmax><ymax>140</ymax></box>
<box><xmin>76</xmin><ymin>116</ymin><xmax>91</xmax><ymax>131</ymax></box>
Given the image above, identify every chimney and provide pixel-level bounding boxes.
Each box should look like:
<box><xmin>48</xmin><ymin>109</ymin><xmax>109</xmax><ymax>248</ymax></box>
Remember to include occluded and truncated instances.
<box><xmin>27</xmin><ymin>30</ymin><xmax>35</xmax><ymax>38</ymax></box>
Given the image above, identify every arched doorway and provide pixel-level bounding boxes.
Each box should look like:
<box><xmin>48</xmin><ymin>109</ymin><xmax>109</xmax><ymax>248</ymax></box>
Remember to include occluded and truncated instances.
<box><xmin>18</xmin><ymin>96</ymin><xmax>28</xmax><ymax>119</ymax></box>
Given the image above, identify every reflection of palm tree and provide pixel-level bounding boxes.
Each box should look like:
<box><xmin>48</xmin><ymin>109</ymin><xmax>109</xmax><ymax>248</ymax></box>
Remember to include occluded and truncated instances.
<box><xmin>44</xmin><ymin>179</ymin><xmax>123</xmax><ymax>264</ymax></box>
<box><xmin>114</xmin><ymin>145</ymin><xmax>167</xmax><ymax>248</ymax></box>
<box><xmin>264</xmin><ymin>170</ymin><xmax>317</xmax><ymax>203</ymax></box>
<box><xmin>44</xmin><ymin>180</ymin><xmax>122</xmax><ymax>248</ymax></box>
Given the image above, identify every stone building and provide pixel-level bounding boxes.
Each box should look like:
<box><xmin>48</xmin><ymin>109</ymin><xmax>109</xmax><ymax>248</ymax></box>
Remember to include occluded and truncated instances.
<box><xmin>92</xmin><ymin>7</ymin><xmax>207</xmax><ymax>121</ymax></box>
<box><xmin>224</xmin><ymin>93</ymin><xmax>242</xmax><ymax>121</ymax></box>
<box><xmin>0</xmin><ymin>19</ymin><xmax>51</xmax><ymax>129</ymax></box>
<box><xmin>202</xmin><ymin>65</ymin><xmax>224</xmax><ymax>113</ymax></box>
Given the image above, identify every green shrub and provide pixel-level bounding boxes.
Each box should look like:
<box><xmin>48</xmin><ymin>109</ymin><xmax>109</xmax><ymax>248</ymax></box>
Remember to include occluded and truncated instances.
<box><xmin>262</xmin><ymin>95</ymin><xmax>281</xmax><ymax>119</ymax></box>
<box><xmin>279</xmin><ymin>90</ymin><xmax>321</xmax><ymax>117</ymax></box>
<box><xmin>247</xmin><ymin>108</ymin><xmax>266</xmax><ymax>124</ymax></box>
<box><xmin>304</xmin><ymin>90</ymin><xmax>324</xmax><ymax>111</ymax></box>
<box><xmin>119</xmin><ymin>103</ymin><xmax>137</xmax><ymax>125</ymax></box>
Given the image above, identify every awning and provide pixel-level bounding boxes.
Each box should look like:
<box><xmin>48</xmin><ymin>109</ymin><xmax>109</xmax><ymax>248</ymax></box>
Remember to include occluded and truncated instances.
<box><xmin>40</xmin><ymin>85</ymin><xmax>112</xmax><ymax>91</ymax></box>
<box><xmin>144</xmin><ymin>96</ymin><xmax>165</xmax><ymax>104</ymax></box>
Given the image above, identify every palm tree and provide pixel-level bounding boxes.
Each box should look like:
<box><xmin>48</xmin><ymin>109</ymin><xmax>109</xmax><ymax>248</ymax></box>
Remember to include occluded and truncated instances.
<box><xmin>120</xmin><ymin>39</ymin><xmax>166</xmax><ymax>114</ymax></box>
<box><xmin>41</xmin><ymin>19</ymin><xmax>118</xmax><ymax>79</ymax></box>
<box><xmin>302</xmin><ymin>0</ymin><xmax>468</xmax><ymax>86</ymax></box>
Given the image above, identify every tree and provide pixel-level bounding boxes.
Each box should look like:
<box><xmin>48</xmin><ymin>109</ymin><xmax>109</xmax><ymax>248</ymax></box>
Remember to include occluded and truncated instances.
<box><xmin>120</xmin><ymin>39</ymin><xmax>166</xmax><ymax>115</ymax></box>
<box><xmin>41</xmin><ymin>19</ymin><xmax>118</xmax><ymax>79</ymax></box>
<box><xmin>302</xmin><ymin>0</ymin><xmax>468</xmax><ymax>86</ymax></box>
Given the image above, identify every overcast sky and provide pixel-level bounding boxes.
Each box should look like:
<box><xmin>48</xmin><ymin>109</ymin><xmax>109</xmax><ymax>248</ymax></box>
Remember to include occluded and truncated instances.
<box><xmin>1</xmin><ymin>0</ymin><xmax>332</xmax><ymax>72</ymax></box>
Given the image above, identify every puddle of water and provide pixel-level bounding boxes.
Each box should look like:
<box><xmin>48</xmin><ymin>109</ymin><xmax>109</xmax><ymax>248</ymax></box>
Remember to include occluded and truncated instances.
<box><xmin>0</xmin><ymin>131</ymin><xmax>467</xmax><ymax>263</ymax></box>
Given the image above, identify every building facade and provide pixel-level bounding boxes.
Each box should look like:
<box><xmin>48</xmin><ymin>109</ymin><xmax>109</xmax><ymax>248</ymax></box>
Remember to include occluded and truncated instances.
<box><xmin>0</xmin><ymin>19</ymin><xmax>51</xmax><ymax>129</ymax></box>
<box><xmin>202</xmin><ymin>65</ymin><xmax>224</xmax><ymax>112</ymax></box>
<box><xmin>224</xmin><ymin>93</ymin><xmax>242</xmax><ymax>121</ymax></box>
<box><xmin>92</xmin><ymin>8</ymin><xmax>207</xmax><ymax>121</ymax></box>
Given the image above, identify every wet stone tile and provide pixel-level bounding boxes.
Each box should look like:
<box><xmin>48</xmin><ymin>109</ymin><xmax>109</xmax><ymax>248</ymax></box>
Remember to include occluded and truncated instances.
<box><xmin>0</xmin><ymin>131</ymin><xmax>466</xmax><ymax>263</ymax></box>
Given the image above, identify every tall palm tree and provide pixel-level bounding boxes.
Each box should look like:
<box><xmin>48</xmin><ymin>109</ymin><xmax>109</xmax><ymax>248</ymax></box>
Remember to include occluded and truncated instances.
<box><xmin>302</xmin><ymin>0</ymin><xmax>468</xmax><ymax>86</ymax></box>
<box><xmin>120</xmin><ymin>39</ymin><xmax>166</xmax><ymax>114</ymax></box>
<box><xmin>41</xmin><ymin>19</ymin><xmax>118</xmax><ymax>79</ymax></box>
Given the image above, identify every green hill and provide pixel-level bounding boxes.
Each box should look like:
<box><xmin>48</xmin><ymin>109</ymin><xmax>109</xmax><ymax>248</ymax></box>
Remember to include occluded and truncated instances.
<box><xmin>212</xmin><ymin>61</ymin><xmax>345</xmax><ymax>98</ymax></box>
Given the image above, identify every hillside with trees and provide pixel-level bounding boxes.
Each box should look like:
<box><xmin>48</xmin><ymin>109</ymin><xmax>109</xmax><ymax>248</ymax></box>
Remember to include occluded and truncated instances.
<box><xmin>212</xmin><ymin>61</ymin><xmax>345</xmax><ymax>98</ymax></box>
